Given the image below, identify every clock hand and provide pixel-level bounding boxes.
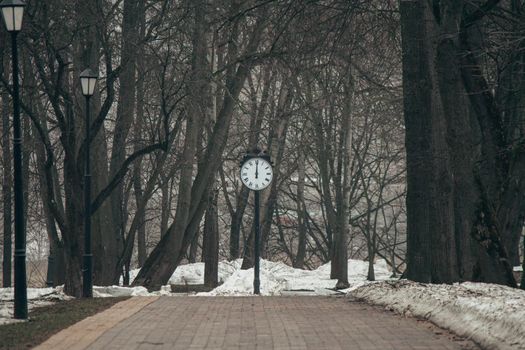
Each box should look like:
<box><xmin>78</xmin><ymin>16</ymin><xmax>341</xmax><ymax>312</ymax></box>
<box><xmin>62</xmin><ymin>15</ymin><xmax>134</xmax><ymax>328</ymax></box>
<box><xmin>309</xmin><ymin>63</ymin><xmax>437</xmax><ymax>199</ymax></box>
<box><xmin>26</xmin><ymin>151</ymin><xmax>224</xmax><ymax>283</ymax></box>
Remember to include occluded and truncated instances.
<box><xmin>255</xmin><ymin>161</ymin><xmax>259</xmax><ymax>179</ymax></box>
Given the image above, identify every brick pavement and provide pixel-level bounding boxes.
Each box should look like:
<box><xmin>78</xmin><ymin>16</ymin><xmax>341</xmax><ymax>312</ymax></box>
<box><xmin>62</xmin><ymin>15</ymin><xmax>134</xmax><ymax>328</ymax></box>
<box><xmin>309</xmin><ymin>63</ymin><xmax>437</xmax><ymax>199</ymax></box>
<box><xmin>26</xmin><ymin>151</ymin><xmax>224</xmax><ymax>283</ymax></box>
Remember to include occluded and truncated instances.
<box><xmin>44</xmin><ymin>296</ymin><xmax>479</xmax><ymax>350</ymax></box>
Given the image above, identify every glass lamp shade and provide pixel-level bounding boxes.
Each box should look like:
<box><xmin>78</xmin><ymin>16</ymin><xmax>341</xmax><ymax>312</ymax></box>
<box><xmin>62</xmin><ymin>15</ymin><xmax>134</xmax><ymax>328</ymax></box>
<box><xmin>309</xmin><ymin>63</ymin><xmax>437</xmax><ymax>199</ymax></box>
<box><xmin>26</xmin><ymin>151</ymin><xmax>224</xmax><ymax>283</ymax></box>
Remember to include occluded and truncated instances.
<box><xmin>0</xmin><ymin>0</ymin><xmax>25</xmax><ymax>32</ymax></box>
<box><xmin>79</xmin><ymin>68</ymin><xmax>98</xmax><ymax>96</ymax></box>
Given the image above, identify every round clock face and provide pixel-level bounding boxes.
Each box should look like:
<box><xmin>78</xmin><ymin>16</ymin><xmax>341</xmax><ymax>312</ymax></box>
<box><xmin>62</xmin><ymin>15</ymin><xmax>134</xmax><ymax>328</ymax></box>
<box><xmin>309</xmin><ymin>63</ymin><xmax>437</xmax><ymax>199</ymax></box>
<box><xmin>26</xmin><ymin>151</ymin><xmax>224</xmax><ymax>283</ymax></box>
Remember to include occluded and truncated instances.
<box><xmin>240</xmin><ymin>157</ymin><xmax>273</xmax><ymax>191</ymax></box>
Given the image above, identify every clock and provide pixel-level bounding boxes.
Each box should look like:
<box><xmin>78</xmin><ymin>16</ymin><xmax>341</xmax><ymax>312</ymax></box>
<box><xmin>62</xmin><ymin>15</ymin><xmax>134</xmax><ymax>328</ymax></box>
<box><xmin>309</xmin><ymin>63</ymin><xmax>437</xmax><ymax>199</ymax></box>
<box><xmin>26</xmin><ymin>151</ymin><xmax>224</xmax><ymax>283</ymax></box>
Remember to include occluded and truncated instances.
<box><xmin>240</xmin><ymin>156</ymin><xmax>273</xmax><ymax>191</ymax></box>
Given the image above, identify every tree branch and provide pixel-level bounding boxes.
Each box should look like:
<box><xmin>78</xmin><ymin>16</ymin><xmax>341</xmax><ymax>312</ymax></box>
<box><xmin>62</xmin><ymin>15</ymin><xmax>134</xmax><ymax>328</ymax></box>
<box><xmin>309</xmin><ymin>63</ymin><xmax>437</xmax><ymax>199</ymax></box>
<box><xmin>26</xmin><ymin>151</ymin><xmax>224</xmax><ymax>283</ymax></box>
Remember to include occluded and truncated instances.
<box><xmin>462</xmin><ymin>0</ymin><xmax>501</xmax><ymax>27</ymax></box>
<box><xmin>91</xmin><ymin>142</ymin><xmax>166</xmax><ymax>214</ymax></box>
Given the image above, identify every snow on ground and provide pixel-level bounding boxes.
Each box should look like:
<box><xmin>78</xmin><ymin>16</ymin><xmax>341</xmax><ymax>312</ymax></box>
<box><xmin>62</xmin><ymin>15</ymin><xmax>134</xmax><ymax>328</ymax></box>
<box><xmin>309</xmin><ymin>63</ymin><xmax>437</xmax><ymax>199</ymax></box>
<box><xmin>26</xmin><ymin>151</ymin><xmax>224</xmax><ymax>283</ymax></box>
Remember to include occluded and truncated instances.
<box><xmin>351</xmin><ymin>280</ymin><xmax>525</xmax><ymax>350</ymax></box>
<box><xmin>93</xmin><ymin>285</ymin><xmax>172</xmax><ymax>298</ymax></box>
<box><xmin>125</xmin><ymin>259</ymin><xmax>243</xmax><ymax>286</ymax></box>
<box><xmin>125</xmin><ymin>258</ymin><xmax>392</xmax><ymax>296</ymax></box>
<box><xmin>0</xmin><ymin>287</ymin><xmax>71</xmax><ymax>325</ymax></box>
<box><xmin>198</xmin><ymin>258</ymin><xmax>391</xmax><ymax>296</ymax></box>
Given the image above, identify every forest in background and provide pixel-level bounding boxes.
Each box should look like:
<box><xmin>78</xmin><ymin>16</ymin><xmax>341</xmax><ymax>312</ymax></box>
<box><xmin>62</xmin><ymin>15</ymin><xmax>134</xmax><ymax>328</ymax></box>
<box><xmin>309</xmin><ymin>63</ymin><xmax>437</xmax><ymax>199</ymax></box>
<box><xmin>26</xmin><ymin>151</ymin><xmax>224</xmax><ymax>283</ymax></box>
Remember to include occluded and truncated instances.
<box><xmin>0</xmin><ymin>0</ymin><xmax>523</xmax><ymax>296</ymax></box>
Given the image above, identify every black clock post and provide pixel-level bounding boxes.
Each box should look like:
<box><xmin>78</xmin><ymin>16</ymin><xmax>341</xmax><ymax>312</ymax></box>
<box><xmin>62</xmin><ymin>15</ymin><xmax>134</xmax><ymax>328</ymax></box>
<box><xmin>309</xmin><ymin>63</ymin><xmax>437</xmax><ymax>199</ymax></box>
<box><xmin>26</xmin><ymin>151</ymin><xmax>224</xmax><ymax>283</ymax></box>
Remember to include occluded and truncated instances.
<box><xmin>254</xmin><ymin>189</ymin><xmax>261</xmax><ymax>294</ymax></box>
<box><xmin>240</xmin><ymin>147</ymin><xmax>273</xmax><ymax>295</ymax></box>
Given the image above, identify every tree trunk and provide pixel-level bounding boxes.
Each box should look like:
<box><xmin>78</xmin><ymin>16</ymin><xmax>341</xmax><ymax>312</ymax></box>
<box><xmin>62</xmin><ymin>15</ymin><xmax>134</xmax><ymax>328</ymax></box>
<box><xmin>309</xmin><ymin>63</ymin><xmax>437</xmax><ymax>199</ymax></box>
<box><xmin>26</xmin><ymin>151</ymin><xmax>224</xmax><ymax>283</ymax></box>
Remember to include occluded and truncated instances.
<box><xmin>293</xmin><ymin>149</ymin><xmax>307</xmax><ymax>269</ymax></box>
<box><xmin>400</xmin><ymin>0</ymin><xmax>433</xmax><ymax>283</ymax></box>
<box><xmin>400</xmin><ymin>0</ymin><xmax>518</xmax><ymax>286</ymax></box>
<box><xmin>229</xmin><ymin>187</ymin><xmax>249</xmax><ymax>260</ymax></box>
<box><xmin>63</xmin><ymin>154</ymin><xmax>84</xmax><ymax>296</ymax></box>
<box><xmin>134</xmin><ymin>1</ymin><xmax>147</xmax><ymax>267</ymax></box>
<box><xmin>160</xmin><ymin>176</ymin><xmax>170</xmax><ymax>238</ymax></box>
<box><xmin>107</xmin><ymin>0</ymin><xmax>140</xmax><ymax>283</ymax></box>
<box><xmin>333</xmin><ymin>73</ymin><xmax>353</xmax><ymax>289</ymax></box>
<box><xmin>188</xmin><ymin>231</ymin><xmax>199</xmax><ymax>263</ymax></box>
<box><xmin>203</xmin><ymin>188</ymin><xmax>219</xmax><ymax>288</ymax></box>
<box><xmin>260</xmin><ymin>82</ymin><xmax>292</xmax><ymax>258</ymax></box>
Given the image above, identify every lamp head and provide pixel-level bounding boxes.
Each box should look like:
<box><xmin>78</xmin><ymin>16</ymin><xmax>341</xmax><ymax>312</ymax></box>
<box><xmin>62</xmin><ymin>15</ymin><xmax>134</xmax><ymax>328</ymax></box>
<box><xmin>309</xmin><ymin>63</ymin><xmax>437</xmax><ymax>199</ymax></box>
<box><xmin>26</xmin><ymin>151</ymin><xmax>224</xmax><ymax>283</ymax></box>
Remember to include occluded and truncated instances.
<box><xmin>0</xmin><ymin>0</ymin><xmax>26</xmax><ymax>32</ymax></box>
<box><xmin>80</xmin><ymin>68</ymin><xmax>98</xmax><ymax>97</ymax></box>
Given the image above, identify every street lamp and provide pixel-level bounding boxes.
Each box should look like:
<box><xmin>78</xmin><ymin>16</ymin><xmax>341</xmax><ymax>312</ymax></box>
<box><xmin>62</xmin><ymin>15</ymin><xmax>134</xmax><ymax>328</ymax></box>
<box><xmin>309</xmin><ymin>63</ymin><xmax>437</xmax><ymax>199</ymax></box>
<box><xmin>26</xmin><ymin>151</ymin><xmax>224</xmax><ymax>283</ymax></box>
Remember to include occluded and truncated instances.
<box><xmin>79</xmin><ymin>68</ymin><xmax>97</xmax><ymax>298</ymax></box>
<box><xmin>1</xmin><ymin>0</ymin><xmax>27</xmax><ymax>320</ymax></box>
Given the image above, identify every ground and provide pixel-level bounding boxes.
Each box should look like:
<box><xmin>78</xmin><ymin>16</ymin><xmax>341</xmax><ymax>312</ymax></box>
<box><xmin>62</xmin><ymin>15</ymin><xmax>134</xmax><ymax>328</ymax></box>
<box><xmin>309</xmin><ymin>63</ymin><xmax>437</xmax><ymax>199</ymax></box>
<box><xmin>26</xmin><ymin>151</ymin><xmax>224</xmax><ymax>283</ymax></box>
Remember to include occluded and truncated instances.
<box><xmin>36</xmin><ymin>296</ymin><xmax>480</xmax><ymax>350</ymax></box>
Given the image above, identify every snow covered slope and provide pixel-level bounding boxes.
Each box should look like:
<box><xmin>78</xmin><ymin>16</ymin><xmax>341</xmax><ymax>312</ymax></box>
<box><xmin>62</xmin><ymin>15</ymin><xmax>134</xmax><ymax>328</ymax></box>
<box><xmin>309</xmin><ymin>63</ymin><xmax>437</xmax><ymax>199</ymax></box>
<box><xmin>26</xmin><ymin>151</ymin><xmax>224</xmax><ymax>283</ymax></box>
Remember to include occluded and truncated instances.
<box><xmin>351</xmin><ymin>280</ymin><xmax>525</xmax><ymax>350</ymax></box>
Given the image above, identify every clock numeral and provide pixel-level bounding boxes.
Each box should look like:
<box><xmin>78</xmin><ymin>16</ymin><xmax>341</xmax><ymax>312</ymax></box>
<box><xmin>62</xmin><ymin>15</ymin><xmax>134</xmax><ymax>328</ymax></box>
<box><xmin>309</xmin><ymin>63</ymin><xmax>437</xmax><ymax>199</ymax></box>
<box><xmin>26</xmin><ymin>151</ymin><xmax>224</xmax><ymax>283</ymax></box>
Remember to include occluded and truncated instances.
<box><xmin>255</xmin><ymin>184</ymin><xmax>259</xmax><ymax>188</ymax></box>
<box><xmin>242</xmin><ymin>172</ymin><xmax>247</xmax><ymax>176</ymax></box>
<box><xmin>244</xmin><ymin>178</ymin><xmax>249</xmax><ymax>182</ymax></box>
<box><xmin>249</xmin><ymin>161</ymin><xmax>253</xmax><ymax>166</ymax></box>
<box><xmin>265</xmin><ymin>178</ymin><xmax>270</xmax><ymax>182</ymax></box>
<box><xmin>249</xmin><ymin>182</ymin><xmax>253</xmax><ymax>187</ymax></box>
<box><xmin>265</xmin><ymin>166</ymin><xmax>269</xmax><ymax>170</ymax></box>
<box><xmin>266</xmin><ymin>172</ymin><xmax>271</xmax><ymax>176</ymax></box>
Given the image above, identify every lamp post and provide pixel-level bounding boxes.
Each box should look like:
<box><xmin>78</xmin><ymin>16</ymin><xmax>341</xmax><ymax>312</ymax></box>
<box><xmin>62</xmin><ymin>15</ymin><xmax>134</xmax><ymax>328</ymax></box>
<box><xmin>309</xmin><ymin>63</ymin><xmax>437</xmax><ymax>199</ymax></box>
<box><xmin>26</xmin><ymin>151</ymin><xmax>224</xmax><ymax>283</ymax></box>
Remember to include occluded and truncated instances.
<box><xmin>1</xmin><ymin>0</ymin><xmax>27</xmax><ymax>320</ymax></box>
<box><xmin>79</xmin><ymin>68</ymin><xmax>97</xmax><ymax>298</ymax></box>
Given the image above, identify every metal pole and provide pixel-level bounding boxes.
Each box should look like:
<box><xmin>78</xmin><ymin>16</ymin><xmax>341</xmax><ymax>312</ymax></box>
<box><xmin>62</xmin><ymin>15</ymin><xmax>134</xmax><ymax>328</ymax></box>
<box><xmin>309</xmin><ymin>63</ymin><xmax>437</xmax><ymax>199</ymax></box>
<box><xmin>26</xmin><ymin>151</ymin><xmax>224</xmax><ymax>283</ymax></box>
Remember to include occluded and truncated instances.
<box><xmin>254</xmin><ymin>190</ymin><xmax>260</xmax><ymax>295</ymax></box>
<box><xmin>12</xmin><ymin>31</ymin><xmax>27</xmax><ymax>320</ymax></box>
<box><xmin>82</xmin><ymin>96</ymin><xmax>93</xmax><ymax>298</ymax></box>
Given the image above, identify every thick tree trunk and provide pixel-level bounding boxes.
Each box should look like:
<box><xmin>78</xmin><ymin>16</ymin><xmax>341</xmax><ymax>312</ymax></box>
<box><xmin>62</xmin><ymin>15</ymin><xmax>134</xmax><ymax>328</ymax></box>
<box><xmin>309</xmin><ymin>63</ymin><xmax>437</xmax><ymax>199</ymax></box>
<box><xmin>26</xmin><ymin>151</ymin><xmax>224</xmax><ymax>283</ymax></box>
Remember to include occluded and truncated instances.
<box><xmin>260</xmin><ymin>84</ymin><xmax>292</xmax><ymax>258</ymax></box>
<box><xmin>108</xmin><ymin>0</ymin><xmax>140</xmax><ymax>282</ymax></box>
<box><xmin>401</xmin><ymin>0</ymin><xmax>448</xmax><ymax>283</ymax></box>
<box><xmin>63</xmin><ymin>154</ymin><xmax>84</xmax><ymax>296</ymax></box>
<box><xmin>33</xmin><ymin>109</ymin><xmax>65</xmax><ymax>287</ymax></box>
<box><xmin>333</xmin><ymin>75</ymin><xmax>353</xmax><ymax>289</ymax></box>
<box><xmin>203</xmin><ymin>189</ymin><xmax>219</xmax><ymax>288</ymax></box>
<box><xmin>402</xmin><ymin>0</ymin><xmax>461</xmax><ymax>284</ymax></box>
<box><xmin>401</xmin><ymin>0</ymin><xmax>519</xmax><ymax>286</ymax></box>
<box><xmin>160</xmin><ymin>177</ymin><xmax>170</xmax><ymax>238</ymax></box>
<box><xmin>521</xmin><ymin>234</ymin><xmax>525</xmax><ymax>290</ymax></box>
<box><xmin>134</xmin><ymin>1</ymin><xmax>147</xmax><ymax>268</ymax></box>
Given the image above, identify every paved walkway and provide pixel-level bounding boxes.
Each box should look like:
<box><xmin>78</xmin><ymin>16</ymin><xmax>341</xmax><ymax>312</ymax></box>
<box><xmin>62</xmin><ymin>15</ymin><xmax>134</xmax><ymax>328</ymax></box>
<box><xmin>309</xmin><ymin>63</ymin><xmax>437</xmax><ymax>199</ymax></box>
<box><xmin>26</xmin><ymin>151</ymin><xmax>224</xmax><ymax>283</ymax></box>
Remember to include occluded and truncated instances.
<box><xmin>36</xmin><ymin>296</ymin><xmax>479</xmax><ymax>350</ymax></box>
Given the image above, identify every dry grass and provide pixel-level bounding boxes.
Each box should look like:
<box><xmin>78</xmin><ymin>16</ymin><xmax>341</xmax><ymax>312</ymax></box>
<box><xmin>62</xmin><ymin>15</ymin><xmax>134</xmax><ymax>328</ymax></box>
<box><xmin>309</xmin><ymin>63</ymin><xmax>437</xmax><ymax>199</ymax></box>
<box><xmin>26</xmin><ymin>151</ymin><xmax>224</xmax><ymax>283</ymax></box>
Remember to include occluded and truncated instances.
<box><xmin>0</xmin><ymin>297</ymin><xmax>128</xmax><ymax>349</ymax></box>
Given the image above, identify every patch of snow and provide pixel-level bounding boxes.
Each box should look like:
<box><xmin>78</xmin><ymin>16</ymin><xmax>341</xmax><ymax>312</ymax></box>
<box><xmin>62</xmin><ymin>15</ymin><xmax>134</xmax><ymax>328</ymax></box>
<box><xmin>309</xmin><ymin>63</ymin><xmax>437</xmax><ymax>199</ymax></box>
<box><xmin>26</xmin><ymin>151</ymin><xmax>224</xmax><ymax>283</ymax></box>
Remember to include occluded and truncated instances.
<box><xmin>351</xmin><ymin>280</ymin><xmax>525</xmax><ymax>350</ymax></box>
<box><xmin>199</xmin><ymin>258</ymin><xmax>391</xmax><ymax>296</ymax></box>
<box><xmin>0</xmin><ymin>287</ymin><xmax>70</xmax><ymax>325</ymax></box>
<box><xmin>93</xmin><ymin>286</ymin><xmax>151</xmax><ymax>298</ymax></box>
<box><xmin>0</xmin><ymin>287</ymin><xmax>67</xmax><ymax>301</ymax></box>
<box><xmin>513</xmin><ymin>266</ymin><xmax>523</xmax><ymax>272</ymax></box>
<box><xmin>126</xmin><ymin>259</ymin><xmax>243</xmax><ymax>286</ymax></box>
<box><xmin>93</xmin><ymin>284</ymin><xmax>174</xmax><ymax>298</ymax></box>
